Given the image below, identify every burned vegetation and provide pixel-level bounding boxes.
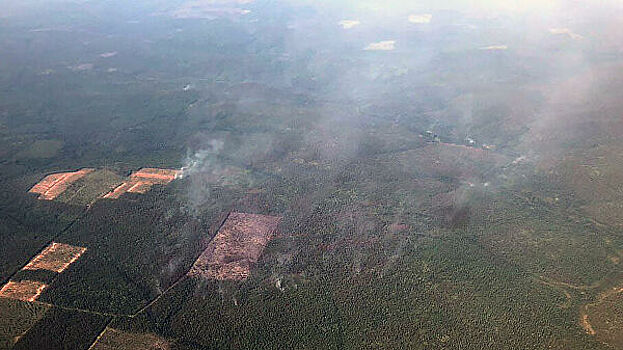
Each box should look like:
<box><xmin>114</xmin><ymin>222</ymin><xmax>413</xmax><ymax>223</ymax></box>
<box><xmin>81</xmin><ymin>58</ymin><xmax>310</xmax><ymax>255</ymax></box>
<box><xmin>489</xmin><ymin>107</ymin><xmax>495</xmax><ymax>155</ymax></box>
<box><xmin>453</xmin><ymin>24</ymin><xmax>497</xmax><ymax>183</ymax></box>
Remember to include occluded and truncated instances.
<box><xmin>2</xmin><ymin>1</ymin><xmax>623</xmax><ymax>349</ymax></box>
<box><xmin>189</xmin><ymin>212</ymin><xmax>282</xmax><ymax>281</ymax></box>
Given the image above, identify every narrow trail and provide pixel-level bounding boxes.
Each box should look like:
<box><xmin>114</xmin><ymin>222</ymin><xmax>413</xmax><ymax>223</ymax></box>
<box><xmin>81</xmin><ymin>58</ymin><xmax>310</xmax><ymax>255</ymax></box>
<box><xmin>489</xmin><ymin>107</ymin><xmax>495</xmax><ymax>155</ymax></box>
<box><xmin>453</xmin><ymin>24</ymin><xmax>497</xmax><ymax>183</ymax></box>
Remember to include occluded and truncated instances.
<box><xmin>538</xmin><ymin>272</ymin><xmax>623</xmax><ymax>339</ymax></box>
<box><xmin>578</xmin><ymin>284</ymin><xmax>623</xmax><ymax>337</ymax></box>
<box><xmin>82</xmin><ymin>211</ymin><xmax>232</xmax><ymax>349</ymax></box>
<box><xmin>537</xmin><ymin>278</ymin><xmax>573</xmax><ymax>309</ymax></box>
<box><xmin>86</xmin><ymin>319</ymin><xmax>114</xmax><ymax>350</ymax></box>
<box><xmin>580</xmin><ymin>312</ymin><xmax>596</xmax><ymax>335</ymax></box>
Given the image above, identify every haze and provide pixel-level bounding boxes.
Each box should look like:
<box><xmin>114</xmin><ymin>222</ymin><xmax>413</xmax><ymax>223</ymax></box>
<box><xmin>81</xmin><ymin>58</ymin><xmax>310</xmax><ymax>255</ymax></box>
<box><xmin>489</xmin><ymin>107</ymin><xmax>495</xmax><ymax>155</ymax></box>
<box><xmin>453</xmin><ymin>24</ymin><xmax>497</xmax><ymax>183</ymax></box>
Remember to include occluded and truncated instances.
<box><xmin>1</xmin><ymin>1</ymin><xmax>623</xmax><ymax>349</ymax></box>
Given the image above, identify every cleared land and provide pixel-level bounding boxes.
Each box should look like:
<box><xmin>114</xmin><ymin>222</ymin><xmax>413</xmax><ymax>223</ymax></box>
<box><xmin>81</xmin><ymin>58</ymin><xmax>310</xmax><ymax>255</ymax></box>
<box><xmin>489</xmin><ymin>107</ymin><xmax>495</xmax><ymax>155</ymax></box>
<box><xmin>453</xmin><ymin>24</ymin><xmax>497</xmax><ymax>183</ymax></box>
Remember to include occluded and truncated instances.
<box><xmin>131</xmin><ymin>168</ymin><xmax>180</xmax><ymax>182</ymax></box>
<box><xmin>91</xmin><ymin>328</ymin><xmax>171</xmax><ymax>350</ymax></box>
<box><xmin>0</xmin><ymin>280</ymin><xmax>47</xmax><ymax>302</ymax></box>
<box><xmin>55</xmin><ymin>169</ymin><xmax>125</xmax><ymax>206</ymax></box>
<box><xmin>189</xmin><ymin>212</ymin><xmax>281</xmax><ymax>281</ymax></box>
<box><xmin>29</xmin><ymin>169</ymin><xmax>95</xmax><ymax>200</ymax></box>
<box><xmin>22</xmin><ymin>242</ymin><xmax>86</xmax><ymax>273</ymax></box>
<box><xmin>103</xmin><ymin>168</ymin><xmax>180</xmax><ymax>199</ymax></box>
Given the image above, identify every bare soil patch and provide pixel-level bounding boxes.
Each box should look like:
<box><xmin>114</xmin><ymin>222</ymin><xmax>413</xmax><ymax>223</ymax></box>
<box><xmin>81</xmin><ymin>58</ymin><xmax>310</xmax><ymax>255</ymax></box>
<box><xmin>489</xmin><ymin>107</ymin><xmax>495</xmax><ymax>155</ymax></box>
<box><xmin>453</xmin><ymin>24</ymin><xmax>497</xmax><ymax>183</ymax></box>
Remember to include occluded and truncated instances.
<box><xmin>189</xmin><ymin>212</ymin><xmax>281</xmax><ymax>281</ymax></box>
<box><xmin>22</xmin><ymin>242</ymin><xmax>86</xmax><ymax>273</ymax></box>
<box><xmin>29</xmin><ymin>168</ymin><xmax>95</xmax><ymax>200</ymax></box>
<box><xmin>131</xmin><ymin>168</ymin><xmax>180</xmax><ymax>182</ymax></box>
<box><xmin>102</xmin><ymin>168</ymin><xmax>180</xmax><ymax>199</ymax></box>
<box><xmin>0</xmin><ymin>281</ymin><xmax>47</xmax><ymax>302</ymax></box>
<box><xmin>91</xmin><ymin>328</ymin><xmax>170</xmax><ymax>350</ymax></box>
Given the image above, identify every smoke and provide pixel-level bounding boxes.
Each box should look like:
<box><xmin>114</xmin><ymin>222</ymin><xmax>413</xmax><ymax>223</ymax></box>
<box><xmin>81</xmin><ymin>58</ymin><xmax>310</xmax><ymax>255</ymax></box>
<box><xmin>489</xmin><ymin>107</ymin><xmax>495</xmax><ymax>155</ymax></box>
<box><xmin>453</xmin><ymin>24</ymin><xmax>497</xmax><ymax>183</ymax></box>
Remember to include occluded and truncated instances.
<box><xmin>180</xmin><ymin>138</ymin><xmax>228</xmax><ymax>213</ymax></box>
<box><xmin>181</xmin><ymin>139</ymin><xmax>225</xmax><ymax>177</ymax></box>
<box><xmin>173</xmin><ymin>0</ymin><xmax>623</xmax><ymax>278</ymax></box>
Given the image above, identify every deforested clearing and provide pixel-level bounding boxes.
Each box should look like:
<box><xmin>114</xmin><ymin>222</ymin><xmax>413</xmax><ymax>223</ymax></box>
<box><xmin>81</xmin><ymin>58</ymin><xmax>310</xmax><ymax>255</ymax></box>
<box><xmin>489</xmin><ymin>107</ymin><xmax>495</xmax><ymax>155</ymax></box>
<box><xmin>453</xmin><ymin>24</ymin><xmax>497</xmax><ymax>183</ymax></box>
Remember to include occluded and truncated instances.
<box><xmin>22</xmin><ymin>242</ymin><xmax>87</xmax><ymax>273</ymax></box>
<box><xmin>29</xmin><ymin>169</ymin><xmax>95</xmax><ymax>200</ymax></box>
<box><xmin>189</xmin><ymin>212</ymin><xmax>282</xmax><ymax>281</ymax></box>
<box><xmin>0</xmin><ymin>281</ymin><xmax>48</xmax><ymax>302</ymax></box>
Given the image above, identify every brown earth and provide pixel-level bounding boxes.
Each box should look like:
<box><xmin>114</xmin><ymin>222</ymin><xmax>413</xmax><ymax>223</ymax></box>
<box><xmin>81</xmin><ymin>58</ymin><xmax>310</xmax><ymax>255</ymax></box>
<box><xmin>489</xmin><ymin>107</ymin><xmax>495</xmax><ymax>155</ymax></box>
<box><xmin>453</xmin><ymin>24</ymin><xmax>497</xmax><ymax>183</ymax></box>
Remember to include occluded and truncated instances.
<box><xmin>91</xmin><ymin>328</ymin><xmax>170</xmax><ymax>350</ymax></box>
<box><xmin>0</xmin><ymin>281</ymin><xmax>47</xmax><ymax>302</ymax></box>
<box><xmin>29</xmin><ymin>168</ymin><xmax>95</xmax><ymax>200</ymax></box>
<box><xmin>188</xmin><ymin>212</ymin><xmax>281</xmax><ymax>281</ymax></box>
<box><xmin>126</xmin><ymin>181</ymin><xmax>153</xmax><ymax>194</ymax></box>
<box><xmin>22</xmin><ymin>242</ymin><xmax>86</xmax><ymax>273</ymax></box>
<box><xmin>130</xmin><ymin>168</ymin><xmax>180</xmax><ymax>183</ymax></box>
<box><xmin>102</xmin><ymin>168</ymin><xmax>180</xmax><ymax>199</ymax></box>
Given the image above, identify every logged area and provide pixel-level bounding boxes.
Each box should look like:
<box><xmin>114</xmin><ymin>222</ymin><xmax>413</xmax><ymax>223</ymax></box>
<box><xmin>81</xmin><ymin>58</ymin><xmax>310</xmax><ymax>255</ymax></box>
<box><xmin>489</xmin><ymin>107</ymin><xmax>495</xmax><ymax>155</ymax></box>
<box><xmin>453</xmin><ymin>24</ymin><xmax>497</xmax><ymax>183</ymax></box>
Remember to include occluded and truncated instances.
<box><xmin>189</xmin><ymin>212</ymin><xmax>282</xmax><ymax>280</ymax></box>
<box><xmin>103</xmin><ymin>168</ymin><xmax>181</xmax><ymax>199</ymax></box>
<box><xmin>2</xmin><ymin>0</ymin><xmax>623</xmax><ymax>349</ymax></box>
<box><xmin>0</xmin><ymin>281</ymin><xmax>47</xmax><ymax>302</ymax></box>
<box><xmin>29</xmin><ymin>169</ymin><xmax>95</xmax><ymax>200</ymax></box>
<box><xmin>22</xmin><ymin>242</ymin><xmax>86</xmax><ymax>274</ymax></box>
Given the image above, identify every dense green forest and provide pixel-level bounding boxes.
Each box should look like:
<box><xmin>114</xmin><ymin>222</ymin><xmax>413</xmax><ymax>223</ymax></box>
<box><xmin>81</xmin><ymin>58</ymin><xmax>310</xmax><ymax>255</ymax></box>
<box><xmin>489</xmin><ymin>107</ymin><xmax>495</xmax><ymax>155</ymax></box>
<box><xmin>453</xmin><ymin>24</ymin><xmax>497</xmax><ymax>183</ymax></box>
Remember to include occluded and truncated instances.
<box><xmin>2</xmin><ymin>0</ymin><xmax>623</xmax><ymax>349</ymax></box>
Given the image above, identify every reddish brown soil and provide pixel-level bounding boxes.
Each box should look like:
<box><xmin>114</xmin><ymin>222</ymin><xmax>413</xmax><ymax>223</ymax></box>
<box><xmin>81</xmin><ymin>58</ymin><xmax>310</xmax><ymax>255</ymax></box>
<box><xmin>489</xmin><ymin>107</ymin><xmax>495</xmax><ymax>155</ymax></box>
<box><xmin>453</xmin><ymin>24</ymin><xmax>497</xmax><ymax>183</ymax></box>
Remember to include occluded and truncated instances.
<box><xmin>189</xmin><ymin>212</ymin><xmax>282</xmax><ymax>281</ymax></box>
<box><xmin>102</xmin><ymin>168</ymin><xmax>180</xmax><ymax>199</ymax></box>
<box><xmin>126</xmin><ymin>181</ymin><xmax>153</xmax><ymax>194</ymax></box>
<box><xmin>91</xmin><ymin>328</ymin><xmax>171</xmax><ymax>350</ymax></box>
<box><xmin>22</xmin><ymin>242</ymin><xmax>87</xmax><ymax>273</ymax></box>
<box><xmin>29</xmin><ymin>168</ymin><xmax>95</xmax><ymax>200</ymax></box>
<box><xmin>102</xmin><ymin>182</ymin><xmax>134</xmax><ymax>199</ymax></box>
<box><xmin>130</xmin><ymin>168</ymin><xmax>180</xmax><ymax>183</ymax></box>
<box><xmin>0</xmin><ymin>280</ymin><xmax>47</xmax><ymax>302</ymax></box>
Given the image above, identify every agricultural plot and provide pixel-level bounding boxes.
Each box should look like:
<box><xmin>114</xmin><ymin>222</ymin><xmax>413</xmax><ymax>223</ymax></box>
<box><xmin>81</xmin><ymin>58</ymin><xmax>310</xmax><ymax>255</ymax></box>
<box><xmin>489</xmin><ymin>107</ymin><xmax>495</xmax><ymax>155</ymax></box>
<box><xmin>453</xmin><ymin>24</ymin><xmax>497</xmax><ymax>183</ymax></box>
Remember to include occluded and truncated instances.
<box><xmin>90</xmin><ymin>328</ymin><xmax>171</xmax><ymax>350</ymax></box>
<box><xmin>0</xmin><ymin>280</ymin><xmax>47</xmax><ymax>302</ymax></box>
<box><xmin>36</xmin><ymin>186</ymin><xmax>225</xmax><ymax>315</ymax></box>
<box><xmin>103</xmin><ymin>168</ymin><xmax>181</xmax><ymax>199</ymax></box>
<box><xmin>0</xmin><ymin>241</ymin><xmax>86</xmax><ymax>308</ymax></box>
<box><xmin>28</xmin><ymin>167</ymin><xmax>180</xmax><ymax>203</ymax></box>
<box><xmin>0</xmin><ymin>176</ymin><xmax>84</xmax><ymax>285</ymax></box>
<box><xmin>189</xmin><ymin>212</ymin><xmax>282</xmax><ymax>281</ymax></box>
<box><xmin>55</xmin><ymin>169</ymin><xmax>125</xmax><ymax>207</ymax></box>
<box><xmin>22</xmin><ymin>242</ymin><xmax>86</xmax><ymax>274</ymax></box>
<box><xmin>28</xmin><ymin>169</ymin><xmax>95</xmax><ymax>200</ymax></box>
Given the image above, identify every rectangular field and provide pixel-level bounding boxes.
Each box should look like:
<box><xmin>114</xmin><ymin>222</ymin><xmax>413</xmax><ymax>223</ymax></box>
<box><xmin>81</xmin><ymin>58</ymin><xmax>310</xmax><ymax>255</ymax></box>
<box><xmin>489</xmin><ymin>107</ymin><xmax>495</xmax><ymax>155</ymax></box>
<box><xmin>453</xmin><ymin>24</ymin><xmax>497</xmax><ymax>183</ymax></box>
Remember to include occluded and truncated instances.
<box><xmin>102</xmin><ymin>168</ymin><xmax>181</xmax><ymax>199</ymax></box>
<box><xmin>130</xmin><ymin>168</ymin><xmax>181</xmax><ymax>183</ymax></box>
<box><xmin>189</xmin><ymin>212</ymin><xmax>281</xmax><ymax>281</ymax></box>
<box><xmin>0</xmin><ymin>280</ymin><xmax>47</xmax><ymax>302</ymax></box>
<box><xmin>29</xmin><ymin>169</ymin><xmax>95</xmax><ymax>200</ymax></box>
<box><xmin>22</xmin><ymin>242</ymin><xmax>86</xmax><ymax>273</ymax></box>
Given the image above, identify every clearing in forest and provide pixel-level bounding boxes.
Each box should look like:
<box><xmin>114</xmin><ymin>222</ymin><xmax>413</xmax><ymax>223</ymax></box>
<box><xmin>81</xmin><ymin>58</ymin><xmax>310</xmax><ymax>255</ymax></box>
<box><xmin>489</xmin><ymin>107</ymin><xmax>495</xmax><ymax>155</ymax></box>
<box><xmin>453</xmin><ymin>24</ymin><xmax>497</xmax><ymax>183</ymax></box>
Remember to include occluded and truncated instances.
<box><xmin>189</xmin><ymin>212</ymin><xmax>281</xmax><ymax>281</ymax></box>
<box><xmin>0</xmin><ymin>280</ymin><xmax>47</xmax><ymax>302</ymax></box>
<box><xmin>29</xmin><ymin>168</ymin><xmax>95</xmax><ymax>200</ymax></box>
<box><xmin>90</xmin><ymin>328</ymin><xmax>170</xmax><ymax>350</ymax></box>
<box><xmin>103</xmin><ymin>168</ymin><xmax>181</xmax><ymax>199</ymax></box>
<box><xmin>22</xmin><ymin>242</ymin><xmax>87</xmax><ymax>273</ymax></box>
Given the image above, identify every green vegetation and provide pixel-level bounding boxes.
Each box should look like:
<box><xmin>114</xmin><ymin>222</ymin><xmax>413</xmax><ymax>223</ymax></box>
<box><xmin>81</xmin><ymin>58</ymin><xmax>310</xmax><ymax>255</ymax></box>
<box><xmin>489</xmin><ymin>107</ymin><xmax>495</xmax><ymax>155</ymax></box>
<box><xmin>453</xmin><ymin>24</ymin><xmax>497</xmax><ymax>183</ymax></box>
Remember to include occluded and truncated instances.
<box><xmin>11</xmin><ymin>307</ymin><xmax>110</xmax><ymax>350</ymax></box>
<box><xmin>56</xmin><ymin>169</ymin><xmax>124</xmax><ymax>206</ymax></box>
<box><xmin>0</xmin><ymin>299</ymin><xmax>50</xmax><ymax>349</ymax></box>
<box><xmin>15</xmin><ymin>139</ymin><xmax>64</xmax><ymax>160</ymax></box>
<box><xmin>1</xmin><ymin>0</ymin><xmax>623</xmax><ymax>349</ymax></box>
